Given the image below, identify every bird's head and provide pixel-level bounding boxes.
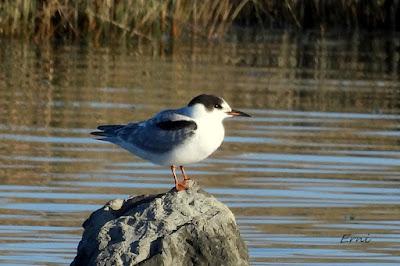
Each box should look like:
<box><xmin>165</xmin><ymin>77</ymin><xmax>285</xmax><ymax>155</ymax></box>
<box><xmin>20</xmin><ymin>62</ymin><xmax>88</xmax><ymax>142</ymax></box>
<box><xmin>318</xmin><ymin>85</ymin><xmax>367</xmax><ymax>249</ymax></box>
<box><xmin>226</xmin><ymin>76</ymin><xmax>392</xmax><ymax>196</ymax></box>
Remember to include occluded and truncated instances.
<box><xmin>187</xmin><ymin>94</ymin><xmax>250</xmax><ymax>121</ymax></box>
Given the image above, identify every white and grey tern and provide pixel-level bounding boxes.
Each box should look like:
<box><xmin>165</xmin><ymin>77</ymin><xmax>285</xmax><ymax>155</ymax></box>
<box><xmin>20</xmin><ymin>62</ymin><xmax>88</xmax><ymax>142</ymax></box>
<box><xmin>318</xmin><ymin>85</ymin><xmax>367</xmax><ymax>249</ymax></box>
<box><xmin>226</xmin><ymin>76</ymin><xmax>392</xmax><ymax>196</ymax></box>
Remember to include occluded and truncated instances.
<box><xmin>91</xmin><ymin>94</ymin><xmax>251</xmax><ymax>191</ymax></box>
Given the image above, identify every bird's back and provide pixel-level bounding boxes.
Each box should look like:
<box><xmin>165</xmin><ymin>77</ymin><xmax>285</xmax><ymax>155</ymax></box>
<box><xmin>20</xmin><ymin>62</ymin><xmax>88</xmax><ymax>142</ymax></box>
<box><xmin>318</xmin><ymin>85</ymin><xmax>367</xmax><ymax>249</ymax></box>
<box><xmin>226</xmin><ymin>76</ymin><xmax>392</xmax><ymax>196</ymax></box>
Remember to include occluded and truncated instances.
<box><xmin>91</xmin><ymin>110</ymin><xmax>200</xmax><ymax>164</ymax></box>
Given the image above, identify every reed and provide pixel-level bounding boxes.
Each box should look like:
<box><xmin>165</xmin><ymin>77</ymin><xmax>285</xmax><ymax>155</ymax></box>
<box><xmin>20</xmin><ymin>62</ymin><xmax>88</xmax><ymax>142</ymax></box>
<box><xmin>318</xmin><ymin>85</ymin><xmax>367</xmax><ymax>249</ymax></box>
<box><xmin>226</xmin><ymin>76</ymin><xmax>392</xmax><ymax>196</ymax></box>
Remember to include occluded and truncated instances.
<box><xmin>0</xmin><ymin>0</ymin><xmax>398</xmax><ymax>41</ymax></box>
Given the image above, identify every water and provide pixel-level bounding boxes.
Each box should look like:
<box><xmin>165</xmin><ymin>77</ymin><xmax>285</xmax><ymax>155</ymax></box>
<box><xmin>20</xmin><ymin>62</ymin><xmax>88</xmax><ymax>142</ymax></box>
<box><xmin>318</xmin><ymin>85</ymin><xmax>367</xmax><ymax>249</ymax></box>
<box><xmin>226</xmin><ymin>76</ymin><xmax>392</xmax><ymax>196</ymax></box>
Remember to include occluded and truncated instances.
<box><xmin>1</xmin><ymin>31</ymin><xmax>400</xmax><ymax>265</ymax></box>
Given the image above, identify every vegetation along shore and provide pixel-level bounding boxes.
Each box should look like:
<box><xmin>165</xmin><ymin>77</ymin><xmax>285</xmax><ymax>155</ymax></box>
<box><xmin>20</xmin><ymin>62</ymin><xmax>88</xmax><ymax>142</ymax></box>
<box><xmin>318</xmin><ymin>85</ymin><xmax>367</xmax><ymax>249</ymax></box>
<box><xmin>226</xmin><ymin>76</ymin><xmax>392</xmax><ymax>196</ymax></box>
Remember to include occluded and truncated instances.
<box><xmin>1</xmin><ymin>0</ymin><xmax>399</xmax><ymax>42</ymax></box>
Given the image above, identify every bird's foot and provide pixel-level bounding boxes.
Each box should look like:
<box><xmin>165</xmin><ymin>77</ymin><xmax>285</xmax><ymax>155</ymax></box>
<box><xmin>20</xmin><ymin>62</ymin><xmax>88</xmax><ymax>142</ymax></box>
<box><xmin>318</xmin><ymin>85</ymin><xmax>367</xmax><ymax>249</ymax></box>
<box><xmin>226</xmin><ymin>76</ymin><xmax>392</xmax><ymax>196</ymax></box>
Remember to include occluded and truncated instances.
<box><xmin>175</xmin><ymin>179</ymin><xmax>189</xmax><ymax>191</ymax></box>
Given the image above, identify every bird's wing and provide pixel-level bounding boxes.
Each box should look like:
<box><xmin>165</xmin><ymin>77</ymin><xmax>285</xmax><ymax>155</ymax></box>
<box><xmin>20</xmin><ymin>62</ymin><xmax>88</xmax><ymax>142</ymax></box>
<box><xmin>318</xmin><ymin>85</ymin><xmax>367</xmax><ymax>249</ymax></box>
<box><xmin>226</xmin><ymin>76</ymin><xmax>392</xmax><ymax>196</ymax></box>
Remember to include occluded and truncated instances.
<box><xmin>93</xmin><ymin>110</ymin><xmax>197</xmax><ymax>153</ymax></box>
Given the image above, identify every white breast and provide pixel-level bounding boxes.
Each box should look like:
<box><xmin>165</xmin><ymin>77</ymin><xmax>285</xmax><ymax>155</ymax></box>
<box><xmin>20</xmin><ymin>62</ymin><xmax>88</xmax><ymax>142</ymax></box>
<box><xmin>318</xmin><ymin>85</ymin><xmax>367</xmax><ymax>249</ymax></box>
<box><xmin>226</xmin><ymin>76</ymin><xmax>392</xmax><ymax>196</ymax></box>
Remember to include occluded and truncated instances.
<box><xmin>158</xmin><ymin>117</ymin><xmax>225</xmax><ymax>165</ymax></box>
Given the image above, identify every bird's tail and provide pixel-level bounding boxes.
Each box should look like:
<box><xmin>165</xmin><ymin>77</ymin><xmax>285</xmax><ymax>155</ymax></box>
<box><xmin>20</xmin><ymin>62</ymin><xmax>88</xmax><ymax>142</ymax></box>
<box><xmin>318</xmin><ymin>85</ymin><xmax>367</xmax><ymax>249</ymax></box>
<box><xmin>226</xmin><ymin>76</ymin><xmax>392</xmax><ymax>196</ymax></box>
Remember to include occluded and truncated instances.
<box><xmin>91</xmin><ymin>124</ymin><xmax>125</xmax><ymax>138</ymax></box>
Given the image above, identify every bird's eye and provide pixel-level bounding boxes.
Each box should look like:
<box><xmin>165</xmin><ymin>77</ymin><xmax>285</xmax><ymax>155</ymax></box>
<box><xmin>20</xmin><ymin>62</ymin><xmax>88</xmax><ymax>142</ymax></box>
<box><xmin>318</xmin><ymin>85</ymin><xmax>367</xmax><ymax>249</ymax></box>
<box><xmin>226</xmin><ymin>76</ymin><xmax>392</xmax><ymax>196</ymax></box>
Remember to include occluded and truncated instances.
<box><xmin>214</xmin><ymin>104</ymin><xmax>223</xmax><ymax>109</ymax></box>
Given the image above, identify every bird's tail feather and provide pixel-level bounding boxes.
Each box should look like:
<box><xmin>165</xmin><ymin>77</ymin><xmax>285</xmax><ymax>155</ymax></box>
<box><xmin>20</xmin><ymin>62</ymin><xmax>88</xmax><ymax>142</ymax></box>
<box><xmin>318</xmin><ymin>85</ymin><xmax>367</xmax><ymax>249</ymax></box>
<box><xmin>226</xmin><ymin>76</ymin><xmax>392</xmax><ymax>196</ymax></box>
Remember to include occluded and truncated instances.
<box><xmin>91</xmin><ymin>124</ymin><xmax>124</xmax><ymax>137</ymax></box>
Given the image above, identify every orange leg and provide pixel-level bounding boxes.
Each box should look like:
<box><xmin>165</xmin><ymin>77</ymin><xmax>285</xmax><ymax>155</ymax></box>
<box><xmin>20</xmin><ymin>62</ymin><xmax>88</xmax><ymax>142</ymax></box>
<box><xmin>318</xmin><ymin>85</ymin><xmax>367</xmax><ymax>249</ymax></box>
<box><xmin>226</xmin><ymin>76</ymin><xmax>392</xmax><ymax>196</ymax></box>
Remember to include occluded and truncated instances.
<box><xmin>171</xmin><ymin>165</ymin><xmax>188</xmax><ymax>191</ymax></box>
<box><xmin>171</xmin><ymin>165</ymin><xmax>178</xmax><ymax>186</ymax></box>
<box><xmin>180</xmin><ymin>166</ymin><xmax>190</xmax><ymax>180</ymax></box>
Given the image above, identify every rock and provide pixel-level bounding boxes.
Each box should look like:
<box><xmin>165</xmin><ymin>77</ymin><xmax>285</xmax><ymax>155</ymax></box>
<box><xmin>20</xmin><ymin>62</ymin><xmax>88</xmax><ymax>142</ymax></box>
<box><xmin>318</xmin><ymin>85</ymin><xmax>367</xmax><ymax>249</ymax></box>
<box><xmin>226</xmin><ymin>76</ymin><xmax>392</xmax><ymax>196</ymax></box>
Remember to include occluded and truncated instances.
<box><xmin>71</xmin><ymin>180</ymin><xmax>249</xmax><ymax>266</ymax></box>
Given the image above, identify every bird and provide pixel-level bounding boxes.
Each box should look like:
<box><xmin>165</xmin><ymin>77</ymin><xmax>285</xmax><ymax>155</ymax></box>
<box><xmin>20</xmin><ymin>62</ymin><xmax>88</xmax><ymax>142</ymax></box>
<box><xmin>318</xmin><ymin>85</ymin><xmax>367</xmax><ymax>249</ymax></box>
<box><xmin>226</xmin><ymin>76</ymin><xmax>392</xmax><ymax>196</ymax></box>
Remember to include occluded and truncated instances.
<box><xmin>91</xmin><ymin>94</ymin><xmax>251</xmax><ymax>191</ymax></box>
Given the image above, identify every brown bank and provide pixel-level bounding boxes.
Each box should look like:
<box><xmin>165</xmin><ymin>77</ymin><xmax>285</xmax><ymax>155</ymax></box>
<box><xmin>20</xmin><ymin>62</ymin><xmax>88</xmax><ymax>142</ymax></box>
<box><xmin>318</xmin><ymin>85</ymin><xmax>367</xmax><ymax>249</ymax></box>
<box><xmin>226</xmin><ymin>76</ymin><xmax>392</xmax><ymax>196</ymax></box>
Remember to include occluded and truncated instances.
<box><xmin>71</xmin><ymin>181</ymin><xmax>249</xmax><ymax>266</ymax></box>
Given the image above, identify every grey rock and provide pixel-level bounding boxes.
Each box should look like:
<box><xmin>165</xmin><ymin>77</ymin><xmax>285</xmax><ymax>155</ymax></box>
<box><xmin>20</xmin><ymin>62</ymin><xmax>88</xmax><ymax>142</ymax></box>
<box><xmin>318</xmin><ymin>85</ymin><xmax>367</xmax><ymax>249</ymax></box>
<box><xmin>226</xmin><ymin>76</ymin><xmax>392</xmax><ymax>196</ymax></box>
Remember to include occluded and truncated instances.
<box><xmin>71</xmin><ymin>181</ymin><xmax>249</xmax><ymax>266</ymax></box>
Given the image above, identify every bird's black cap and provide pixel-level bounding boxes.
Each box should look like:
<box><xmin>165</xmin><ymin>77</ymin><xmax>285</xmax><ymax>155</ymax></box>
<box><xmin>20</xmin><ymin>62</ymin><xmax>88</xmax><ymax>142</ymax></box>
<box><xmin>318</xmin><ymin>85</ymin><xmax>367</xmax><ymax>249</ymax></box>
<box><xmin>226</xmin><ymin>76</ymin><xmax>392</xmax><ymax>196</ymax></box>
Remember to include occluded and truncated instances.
<box><xmin>188</xmin><ymin>94</ymin><xmax>224</xmax><ymax>111</ymax></box>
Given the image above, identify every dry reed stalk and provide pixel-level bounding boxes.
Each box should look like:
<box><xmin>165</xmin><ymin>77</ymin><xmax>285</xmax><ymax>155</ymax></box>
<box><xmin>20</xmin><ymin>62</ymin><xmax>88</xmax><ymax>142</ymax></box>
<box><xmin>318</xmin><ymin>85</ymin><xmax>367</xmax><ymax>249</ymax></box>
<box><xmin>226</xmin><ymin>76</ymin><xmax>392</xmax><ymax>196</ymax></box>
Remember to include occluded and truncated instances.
<box><xmin>0</xmin><ymin>0</ymin><xmax>398</xmax><ymax>41</ymax></box>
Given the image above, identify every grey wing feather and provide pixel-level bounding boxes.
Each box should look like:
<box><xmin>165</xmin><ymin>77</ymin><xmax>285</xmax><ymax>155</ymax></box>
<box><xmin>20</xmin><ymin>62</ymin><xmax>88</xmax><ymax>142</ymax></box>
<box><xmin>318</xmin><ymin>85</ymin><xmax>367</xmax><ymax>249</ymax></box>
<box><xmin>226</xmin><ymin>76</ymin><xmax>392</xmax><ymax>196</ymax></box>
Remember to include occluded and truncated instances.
<box><xmin>94</xmin><ymin>110</ymin><xmax>197</xmax><ymax>153</ymax></box>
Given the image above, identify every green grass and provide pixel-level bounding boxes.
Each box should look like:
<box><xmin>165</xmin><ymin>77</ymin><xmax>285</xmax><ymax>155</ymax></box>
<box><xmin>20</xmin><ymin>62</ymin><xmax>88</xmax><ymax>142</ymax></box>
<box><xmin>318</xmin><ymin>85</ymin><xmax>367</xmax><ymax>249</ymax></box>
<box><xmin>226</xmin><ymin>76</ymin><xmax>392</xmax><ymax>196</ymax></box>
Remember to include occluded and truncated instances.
<box><xmin>0</xmin><ymin>0</ymin><xmax>398</xmax><ymax>42</ymax></box>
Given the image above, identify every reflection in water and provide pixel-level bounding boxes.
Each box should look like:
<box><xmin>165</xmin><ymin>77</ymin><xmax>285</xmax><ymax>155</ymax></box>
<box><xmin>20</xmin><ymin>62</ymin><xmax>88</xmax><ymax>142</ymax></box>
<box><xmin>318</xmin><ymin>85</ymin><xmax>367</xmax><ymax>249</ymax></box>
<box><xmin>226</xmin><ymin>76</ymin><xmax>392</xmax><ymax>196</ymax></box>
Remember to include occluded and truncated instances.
<box><xmin>1</xmin><ymin>31</ymin><xmax>400</xmax><ymax>264</ymax></box>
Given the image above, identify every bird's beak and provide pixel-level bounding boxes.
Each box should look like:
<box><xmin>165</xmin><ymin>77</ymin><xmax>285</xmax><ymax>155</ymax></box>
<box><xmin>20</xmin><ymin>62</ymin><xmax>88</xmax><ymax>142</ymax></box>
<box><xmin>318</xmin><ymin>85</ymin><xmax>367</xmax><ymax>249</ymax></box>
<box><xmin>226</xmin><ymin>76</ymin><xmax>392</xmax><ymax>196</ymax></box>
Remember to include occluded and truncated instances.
<box><xmin>226</xmin><ymin>109</ymin><xmax>251</xmax><ymax>117</ymax></box>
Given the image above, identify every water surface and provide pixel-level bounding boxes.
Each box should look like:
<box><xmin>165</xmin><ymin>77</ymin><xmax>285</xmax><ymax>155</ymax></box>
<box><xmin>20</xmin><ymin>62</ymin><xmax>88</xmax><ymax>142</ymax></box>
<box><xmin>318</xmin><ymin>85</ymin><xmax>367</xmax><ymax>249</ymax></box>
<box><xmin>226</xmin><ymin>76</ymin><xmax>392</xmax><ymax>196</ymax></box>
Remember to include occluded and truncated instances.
<box><xmin>1</xmin><ymin>31</ymin><xmax>400</xmax><ymax>265</ymax></box>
